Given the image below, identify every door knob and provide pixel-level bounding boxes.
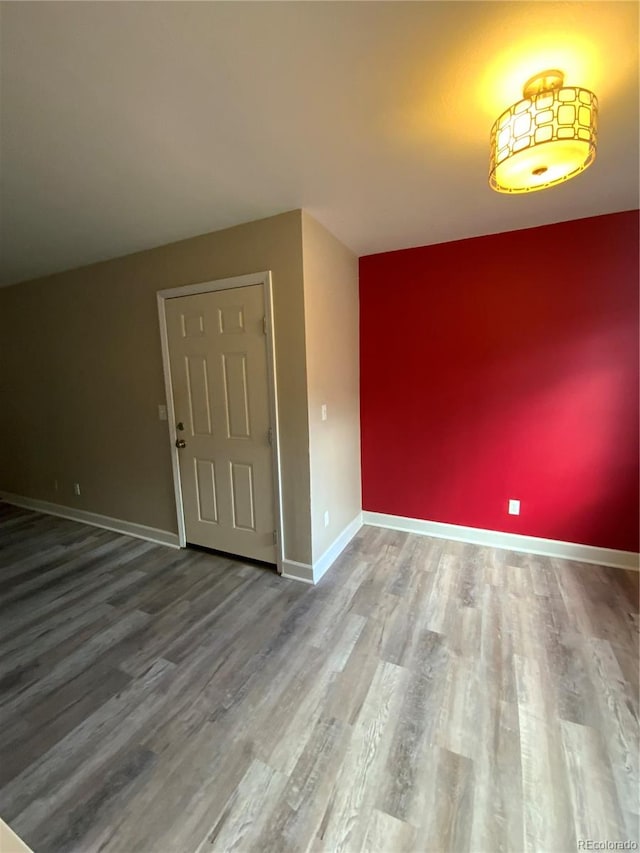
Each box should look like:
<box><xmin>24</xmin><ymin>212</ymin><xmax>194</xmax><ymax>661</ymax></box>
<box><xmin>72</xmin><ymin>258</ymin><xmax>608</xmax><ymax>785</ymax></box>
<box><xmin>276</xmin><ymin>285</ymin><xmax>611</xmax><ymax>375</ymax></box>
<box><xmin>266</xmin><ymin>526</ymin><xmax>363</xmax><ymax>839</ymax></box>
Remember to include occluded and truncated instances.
<box><xmin>175</xmin><ymin>439</ymin><xmax>186</xmax><ymax>449</ymax></box>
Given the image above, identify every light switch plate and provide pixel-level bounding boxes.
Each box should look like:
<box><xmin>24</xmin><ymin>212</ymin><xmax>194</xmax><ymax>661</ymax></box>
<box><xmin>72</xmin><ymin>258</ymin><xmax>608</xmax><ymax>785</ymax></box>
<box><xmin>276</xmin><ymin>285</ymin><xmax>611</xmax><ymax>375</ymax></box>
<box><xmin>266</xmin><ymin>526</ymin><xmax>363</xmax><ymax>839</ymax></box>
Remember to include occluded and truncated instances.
<box><xmin>158</xmin><ymin>404</ymin><xmax>168</xmax><ymax>421</ymax></box>
<box><xmin>508</xmin><ymin>499</ymin><xmax>520</xmax><ymax>515</ymax></box>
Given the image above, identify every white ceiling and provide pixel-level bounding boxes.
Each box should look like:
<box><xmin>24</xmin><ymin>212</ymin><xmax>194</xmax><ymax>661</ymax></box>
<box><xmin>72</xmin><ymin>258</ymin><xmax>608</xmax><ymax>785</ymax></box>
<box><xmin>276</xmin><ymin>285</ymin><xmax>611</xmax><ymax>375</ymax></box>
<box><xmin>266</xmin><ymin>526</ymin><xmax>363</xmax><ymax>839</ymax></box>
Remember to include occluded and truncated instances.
<box><xmin>1</xmin><ymin>1</ymin><xmax>638</xmax><ymax>287</ymax></box>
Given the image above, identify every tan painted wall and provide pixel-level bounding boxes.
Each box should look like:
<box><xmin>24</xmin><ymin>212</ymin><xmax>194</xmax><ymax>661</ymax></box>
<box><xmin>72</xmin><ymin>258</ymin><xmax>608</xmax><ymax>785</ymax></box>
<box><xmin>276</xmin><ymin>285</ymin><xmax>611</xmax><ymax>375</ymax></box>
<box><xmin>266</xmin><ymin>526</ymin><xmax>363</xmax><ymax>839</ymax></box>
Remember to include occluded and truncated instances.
<box><xmin>0</xmin><ymin>210</ymin><xmax>313</xmax><ymax>564</ymax></box>
<box><xmin>301</xmin><ymin>212</ymin><xmax>361</xmax><ymax>562</ymax></box>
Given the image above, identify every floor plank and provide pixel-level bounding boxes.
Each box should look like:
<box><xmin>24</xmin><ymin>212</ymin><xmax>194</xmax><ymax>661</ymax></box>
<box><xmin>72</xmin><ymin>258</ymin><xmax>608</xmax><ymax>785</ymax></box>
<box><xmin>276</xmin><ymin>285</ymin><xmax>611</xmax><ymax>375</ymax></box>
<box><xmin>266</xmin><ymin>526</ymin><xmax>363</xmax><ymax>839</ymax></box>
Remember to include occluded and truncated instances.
<box><xmin>0</xmin><ymin>502</ymin><xmax>637</xmax><ymax>852</ymax></box>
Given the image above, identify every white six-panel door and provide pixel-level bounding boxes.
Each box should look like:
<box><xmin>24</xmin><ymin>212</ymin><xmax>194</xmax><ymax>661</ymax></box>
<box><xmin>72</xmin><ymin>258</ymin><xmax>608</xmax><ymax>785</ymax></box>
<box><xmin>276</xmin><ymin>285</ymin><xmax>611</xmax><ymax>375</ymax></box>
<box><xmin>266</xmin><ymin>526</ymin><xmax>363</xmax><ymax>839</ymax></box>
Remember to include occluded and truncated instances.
<box><xmin>165</xmin><ymin>284</ymin><xmax>276</xmax><ymax>563</ymax></box>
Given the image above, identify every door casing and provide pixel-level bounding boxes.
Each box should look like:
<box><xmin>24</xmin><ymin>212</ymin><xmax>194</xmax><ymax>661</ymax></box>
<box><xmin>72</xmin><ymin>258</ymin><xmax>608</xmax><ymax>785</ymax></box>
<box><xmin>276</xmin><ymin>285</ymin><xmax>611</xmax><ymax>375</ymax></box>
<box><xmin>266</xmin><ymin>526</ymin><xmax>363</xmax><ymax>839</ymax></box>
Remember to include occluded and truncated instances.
<box><xmin>157</xmin><ymin>271</ymin><xmax>284</xmax><ymax>572</ymax></box>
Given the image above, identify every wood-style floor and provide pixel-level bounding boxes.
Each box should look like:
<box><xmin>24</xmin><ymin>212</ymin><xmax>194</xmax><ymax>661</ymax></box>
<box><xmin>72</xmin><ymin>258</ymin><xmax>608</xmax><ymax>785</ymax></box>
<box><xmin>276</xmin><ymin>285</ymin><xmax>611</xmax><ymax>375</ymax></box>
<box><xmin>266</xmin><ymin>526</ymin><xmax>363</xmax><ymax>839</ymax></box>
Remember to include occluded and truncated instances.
<box><xmin>0</xmin><ymin>502</ymin><xmax>638</xmax><ymax>853</ymax></box>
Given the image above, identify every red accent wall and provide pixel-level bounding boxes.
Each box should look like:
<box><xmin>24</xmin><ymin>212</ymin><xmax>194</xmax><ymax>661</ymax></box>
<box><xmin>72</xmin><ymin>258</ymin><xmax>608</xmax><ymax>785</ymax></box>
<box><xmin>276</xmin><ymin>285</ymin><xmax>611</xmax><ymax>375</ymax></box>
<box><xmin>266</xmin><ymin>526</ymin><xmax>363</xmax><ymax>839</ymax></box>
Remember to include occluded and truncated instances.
<box><xmin>360</xmin><ymin>210</ymin><xmax>640</xmax><ymax>553</ymax></box>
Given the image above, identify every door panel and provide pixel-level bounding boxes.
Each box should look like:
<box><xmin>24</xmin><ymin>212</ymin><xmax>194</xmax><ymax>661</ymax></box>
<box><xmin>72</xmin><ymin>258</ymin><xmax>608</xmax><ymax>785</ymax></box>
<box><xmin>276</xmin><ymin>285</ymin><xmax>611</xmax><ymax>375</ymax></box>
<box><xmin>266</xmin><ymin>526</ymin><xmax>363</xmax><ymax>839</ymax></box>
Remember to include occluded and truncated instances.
<box><xmin>222</xmin><ymin>352</ymin><xmax>251</xmax><ymax>439</ymax></box>
<box><xmin>194</xmin><ymin>458</ymin><xmax>219</xmax><ymax>523</ymax></box>
<box><xmin>185</xmin><ymin>356</ymin><xmax>213</xmax><ymax>436</ymax></box>
<box><xmin>230</xmin><ymin>461</ymin><xmax>256</xmax><ymax>531</ymax></box>
<box><xmin>166</xmin><ymin>284</ymin><xmax>276</xmax><ymax>562</ymax></box>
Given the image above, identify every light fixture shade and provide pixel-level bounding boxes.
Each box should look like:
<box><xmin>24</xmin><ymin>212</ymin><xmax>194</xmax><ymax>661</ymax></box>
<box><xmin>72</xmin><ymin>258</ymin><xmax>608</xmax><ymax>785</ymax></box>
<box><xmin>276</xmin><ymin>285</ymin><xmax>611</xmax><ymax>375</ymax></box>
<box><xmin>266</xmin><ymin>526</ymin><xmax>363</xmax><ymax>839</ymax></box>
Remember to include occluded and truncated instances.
<box><xmin>489</xmin><ymin>74</ymin><xmax>598</xmax><ymax>193</ymax></box>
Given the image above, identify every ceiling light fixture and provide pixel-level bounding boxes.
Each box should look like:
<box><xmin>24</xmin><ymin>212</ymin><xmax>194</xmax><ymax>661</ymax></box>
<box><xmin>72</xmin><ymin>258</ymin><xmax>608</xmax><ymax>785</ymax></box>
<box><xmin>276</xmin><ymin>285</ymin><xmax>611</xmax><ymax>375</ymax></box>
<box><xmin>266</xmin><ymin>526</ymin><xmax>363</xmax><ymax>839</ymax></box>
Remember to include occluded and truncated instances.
<box><xmin>489</xmin><ymin>69</ymin><xmax>598</xmax><ymax>193</ymax></box>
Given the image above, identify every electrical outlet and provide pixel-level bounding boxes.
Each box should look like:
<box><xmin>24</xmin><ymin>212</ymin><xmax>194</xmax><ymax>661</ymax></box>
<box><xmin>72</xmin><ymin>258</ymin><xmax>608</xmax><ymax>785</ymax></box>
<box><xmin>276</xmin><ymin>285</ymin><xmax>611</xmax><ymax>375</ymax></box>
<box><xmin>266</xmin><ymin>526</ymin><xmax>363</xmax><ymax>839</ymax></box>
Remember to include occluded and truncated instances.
<box><xmin>73</xmin><ymin>483</ymin><xmax>81</xmax><ymax>496</ymax></box>
<box><xmin>324</xmin><ymin>510</ymin><xmax>330</xmax><ymax>527</ymax></box>
<box><xmin>508</xmin><ymin>498</ymin><xmax>520</xmax><ymax>515</ymax></box>
<box><xmin>321</xmin><ymin>404</ymin><xmax>327</xmax><ymax>421</ymax></box>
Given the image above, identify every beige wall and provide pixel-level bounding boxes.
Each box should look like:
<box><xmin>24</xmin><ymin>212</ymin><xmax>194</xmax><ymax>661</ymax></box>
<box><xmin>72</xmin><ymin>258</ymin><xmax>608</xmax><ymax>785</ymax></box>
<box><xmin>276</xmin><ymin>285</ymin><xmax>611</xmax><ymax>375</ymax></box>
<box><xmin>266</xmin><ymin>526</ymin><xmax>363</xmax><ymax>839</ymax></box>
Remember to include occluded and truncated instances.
<box><xmin>301</xmin><ymin>212</ymin><xmax>361</xmax><ymax>562</ymax></box>
<box><xmin>0</xmin><ymin>210</ymin><xmax>313</xmax><ymax>564</ymax></box>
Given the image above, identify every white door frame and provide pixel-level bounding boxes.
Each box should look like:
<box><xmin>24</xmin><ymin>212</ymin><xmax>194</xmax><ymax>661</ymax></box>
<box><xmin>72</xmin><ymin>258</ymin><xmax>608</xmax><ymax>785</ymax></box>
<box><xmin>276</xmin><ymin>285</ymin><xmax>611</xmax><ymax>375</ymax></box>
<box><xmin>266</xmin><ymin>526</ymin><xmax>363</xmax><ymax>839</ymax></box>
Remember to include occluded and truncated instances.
<box><xmin>157</xmin><ymin>271</ymin><xmax>284</xmax><ymax>573</ymax></box>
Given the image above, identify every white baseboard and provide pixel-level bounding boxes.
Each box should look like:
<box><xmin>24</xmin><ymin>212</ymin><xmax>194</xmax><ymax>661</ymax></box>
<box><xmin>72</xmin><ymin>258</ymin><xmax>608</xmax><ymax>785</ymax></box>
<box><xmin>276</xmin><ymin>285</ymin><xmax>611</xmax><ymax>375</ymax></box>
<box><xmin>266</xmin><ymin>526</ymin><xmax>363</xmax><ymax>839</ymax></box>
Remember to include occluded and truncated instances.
<box><xmin>0</xmin><ymin>491</ymin><xmax>180</xmax><ymax>549</ymax></box>
<box><xmin>312</xmin><ymin>513</ymin><xmax>363</xmax><ymax>583</ymax></box>
<box><xmin>281</xmin><ymin>559</ymin><xmax>314</xmax><ymax>584</ymax></box>
<box><xmin>1</xmin><ymin>819</ymin><xmax>33</xmax><ymax>853</ymax></box>
<box><xmin>363</xmin><ymin>511</ymin><xmax>639</xmax><ymax>571</ymax></box>
<box><xmin>281</xmin><ymin>512</ymin><xmax>364</xmax><ymax>585</ymax></box>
